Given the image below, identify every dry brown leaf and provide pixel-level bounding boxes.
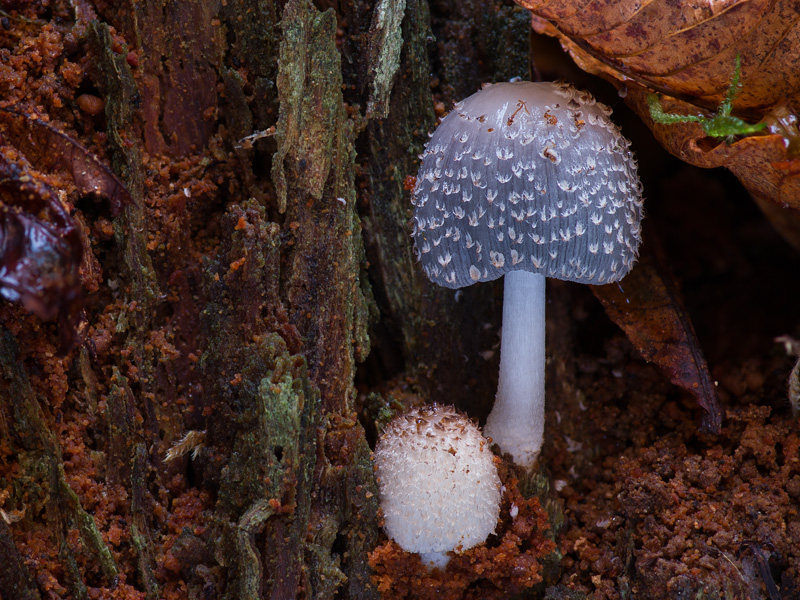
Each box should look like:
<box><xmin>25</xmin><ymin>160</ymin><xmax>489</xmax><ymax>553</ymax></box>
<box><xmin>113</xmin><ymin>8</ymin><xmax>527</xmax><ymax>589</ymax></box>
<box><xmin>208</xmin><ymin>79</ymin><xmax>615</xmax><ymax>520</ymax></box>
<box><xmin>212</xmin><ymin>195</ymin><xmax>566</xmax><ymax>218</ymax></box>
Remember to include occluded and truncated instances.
<box><xmin>592</xmin><ymin>249</ymin><xmax>724</xmax><ymax>435</ymax></box>
<box><xmin>519</xmin><ymin>0</ymin><xmax>800</xmax><ymax>244</ymax></box>
<box><xmin>521</xmin><ymin>0</ymin><xmax>800</xmax><ymax>109</ymax></box>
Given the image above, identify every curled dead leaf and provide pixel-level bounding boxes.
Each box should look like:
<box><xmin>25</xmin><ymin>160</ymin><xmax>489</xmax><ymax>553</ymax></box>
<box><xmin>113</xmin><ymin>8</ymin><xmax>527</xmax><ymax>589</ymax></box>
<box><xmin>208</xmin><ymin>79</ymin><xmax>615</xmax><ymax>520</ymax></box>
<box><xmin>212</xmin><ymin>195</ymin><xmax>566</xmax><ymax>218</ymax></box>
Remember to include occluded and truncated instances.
<box><xmin>592</xmin><ymin>247</ymin><xmax>724</xmax><ymax>435</ymax></box>
<box><xmin>628</xmin><ymin>85</ymin><xmax>800</xmax><ymax>205</ymax></box>
<box><xmin>519</xmin><ymin>0</ymin><xmax>800</xmax><ymax>245</ymax></box>
<box><xmin>521</xmin><ymin>0</ymin><xmax>800</xmax><ymax>110</ymax></box>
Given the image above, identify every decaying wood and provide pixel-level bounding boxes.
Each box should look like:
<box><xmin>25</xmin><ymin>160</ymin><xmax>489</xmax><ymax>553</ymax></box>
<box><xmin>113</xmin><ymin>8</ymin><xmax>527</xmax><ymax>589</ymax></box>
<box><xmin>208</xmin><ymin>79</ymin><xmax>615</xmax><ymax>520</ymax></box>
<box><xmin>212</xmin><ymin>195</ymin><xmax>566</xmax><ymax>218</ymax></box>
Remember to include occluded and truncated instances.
<box><xmin>0</xmin><ymin>0</ymin><xmax>531</xmax><ymax>597</ymax></box>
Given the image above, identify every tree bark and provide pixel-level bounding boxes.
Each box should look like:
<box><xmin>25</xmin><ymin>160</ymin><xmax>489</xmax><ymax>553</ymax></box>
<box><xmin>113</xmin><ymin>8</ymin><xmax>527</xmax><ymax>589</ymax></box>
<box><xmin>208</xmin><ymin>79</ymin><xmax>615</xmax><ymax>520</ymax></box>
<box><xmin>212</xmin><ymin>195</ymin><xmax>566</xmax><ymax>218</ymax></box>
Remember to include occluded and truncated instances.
<box><xmin>0</xmin><ymin>0</ymin><xmax>531</xmax><ymax>598</ymax></box>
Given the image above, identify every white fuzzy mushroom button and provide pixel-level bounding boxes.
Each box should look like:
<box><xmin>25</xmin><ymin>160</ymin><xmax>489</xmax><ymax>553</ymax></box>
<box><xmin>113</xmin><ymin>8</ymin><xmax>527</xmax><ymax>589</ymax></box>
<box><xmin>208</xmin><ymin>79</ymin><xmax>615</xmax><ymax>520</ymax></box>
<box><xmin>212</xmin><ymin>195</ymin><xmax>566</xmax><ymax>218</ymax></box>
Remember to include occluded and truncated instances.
<box><xmin>374</xmin><ymin>404</ymin><xmax>502</xmax><ymax>569</ymax></box>
<box><xmin>411</xmin><ymin>81</ymin><xmax>644</xmax><ymax>467</ymax></box>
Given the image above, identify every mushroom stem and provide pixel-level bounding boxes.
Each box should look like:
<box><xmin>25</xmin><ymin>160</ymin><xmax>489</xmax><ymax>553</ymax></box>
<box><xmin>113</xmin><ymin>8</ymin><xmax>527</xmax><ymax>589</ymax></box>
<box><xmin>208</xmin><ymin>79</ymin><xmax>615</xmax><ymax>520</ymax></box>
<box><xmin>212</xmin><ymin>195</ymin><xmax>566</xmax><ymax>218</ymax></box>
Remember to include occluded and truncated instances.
<box><xmin>419</xmin><ymin>552</ymin><xmax>451</xmax><ymax>570</ymax></box>
<box><xmin>483</xmin><ymin>270</ymin><xmax>546</xmax><ymax>468</ymax></box>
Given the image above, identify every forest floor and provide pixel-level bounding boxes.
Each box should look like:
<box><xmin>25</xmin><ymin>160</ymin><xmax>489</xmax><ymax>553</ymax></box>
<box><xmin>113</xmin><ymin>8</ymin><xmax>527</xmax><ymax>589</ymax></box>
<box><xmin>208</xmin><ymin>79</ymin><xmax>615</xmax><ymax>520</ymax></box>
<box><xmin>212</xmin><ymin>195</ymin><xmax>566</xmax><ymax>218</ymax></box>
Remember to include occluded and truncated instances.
<box><xmin>538</xmin><ymin>161</ymin><xmax>800</xmax><ymax>600</ymax></box>
<box><xmin>366</xmin><ymin>129</ymin><xmax>800</xmax><ymax>600</ymax></box>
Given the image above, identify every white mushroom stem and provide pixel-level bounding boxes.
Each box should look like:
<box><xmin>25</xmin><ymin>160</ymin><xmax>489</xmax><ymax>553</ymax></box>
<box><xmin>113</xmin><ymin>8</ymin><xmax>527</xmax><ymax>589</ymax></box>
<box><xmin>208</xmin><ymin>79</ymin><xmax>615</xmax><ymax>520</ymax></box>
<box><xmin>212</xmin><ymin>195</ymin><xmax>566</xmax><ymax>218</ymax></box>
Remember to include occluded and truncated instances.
<box><xmin>483</xmin><ymin>270</ymin><xmax>546</xmax><ymax>468</ymax></box>
<box><xmin>419</xmin><ymin>552</ymin><xmax>451</xmax><ymax>570</ymax></box>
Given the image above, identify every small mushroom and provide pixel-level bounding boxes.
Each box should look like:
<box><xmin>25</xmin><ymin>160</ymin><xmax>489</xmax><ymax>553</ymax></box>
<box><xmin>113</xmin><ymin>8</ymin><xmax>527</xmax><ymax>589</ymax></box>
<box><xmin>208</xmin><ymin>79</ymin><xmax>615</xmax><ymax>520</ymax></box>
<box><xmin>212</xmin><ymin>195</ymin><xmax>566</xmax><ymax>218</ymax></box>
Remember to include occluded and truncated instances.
<box><xmin>411</xmin><ymin>81</ymin><xmax>644</xmax><ymax>467</ymax></box>
<box><xmin>374</xmin><ymin>404</ymin><xmax>501</xmax><ymax>569</ymax></box>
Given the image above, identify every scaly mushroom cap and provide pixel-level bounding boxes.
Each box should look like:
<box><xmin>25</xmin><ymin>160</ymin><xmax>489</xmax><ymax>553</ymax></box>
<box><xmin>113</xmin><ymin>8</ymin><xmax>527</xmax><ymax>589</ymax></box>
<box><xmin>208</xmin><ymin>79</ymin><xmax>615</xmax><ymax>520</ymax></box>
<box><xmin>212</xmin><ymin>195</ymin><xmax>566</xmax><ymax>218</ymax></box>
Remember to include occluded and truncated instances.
<box><xmin>412</xmin><ymin>81</ymin><xmax>644</xmax><ymax>289</ymax></box>
<box><xmin>374</xmin><ymin>405</ymin><xmax>501</xmax><ymax>557</ymax></box>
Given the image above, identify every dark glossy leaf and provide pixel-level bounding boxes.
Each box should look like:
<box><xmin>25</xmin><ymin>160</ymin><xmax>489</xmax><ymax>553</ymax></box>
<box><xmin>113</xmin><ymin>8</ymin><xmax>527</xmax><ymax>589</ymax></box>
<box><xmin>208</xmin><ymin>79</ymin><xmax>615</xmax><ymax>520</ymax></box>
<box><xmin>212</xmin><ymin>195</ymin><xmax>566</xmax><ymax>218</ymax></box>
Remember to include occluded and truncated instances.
<box><xmin>0</xmin><ymin>205</ymin><xmax>81</xmax><ymax>321</ymax></box>
<box><xmin>0</xmin><ymin>153</ymin><xmax>82</xmax><ymax>322</ymax></box>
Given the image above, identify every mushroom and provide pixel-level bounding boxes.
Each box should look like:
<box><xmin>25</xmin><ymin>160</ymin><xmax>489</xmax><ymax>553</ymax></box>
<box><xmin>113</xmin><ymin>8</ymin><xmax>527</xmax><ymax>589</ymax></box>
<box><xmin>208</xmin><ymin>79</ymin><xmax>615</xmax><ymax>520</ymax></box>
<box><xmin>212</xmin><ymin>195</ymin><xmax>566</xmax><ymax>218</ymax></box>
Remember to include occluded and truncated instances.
<box><xmin>411</xmin><ymin>81</ymin><xmax>644</xmax><ymax>467</ymax></box>
<box><xmin>374</xmin><ymin>404</ymin><xmax>501</xmax><ymax>569</ymax></box>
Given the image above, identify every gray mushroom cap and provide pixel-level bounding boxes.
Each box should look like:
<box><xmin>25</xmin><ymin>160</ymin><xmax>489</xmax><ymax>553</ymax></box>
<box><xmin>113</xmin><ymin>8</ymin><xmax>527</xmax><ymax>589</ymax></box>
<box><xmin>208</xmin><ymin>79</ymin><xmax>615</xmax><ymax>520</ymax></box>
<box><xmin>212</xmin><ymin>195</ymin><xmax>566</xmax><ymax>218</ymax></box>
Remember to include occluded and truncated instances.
<box><xmin>411</xmin><ymin>81</ymin><xmax>644</xmax><ymax>289</ymax></box>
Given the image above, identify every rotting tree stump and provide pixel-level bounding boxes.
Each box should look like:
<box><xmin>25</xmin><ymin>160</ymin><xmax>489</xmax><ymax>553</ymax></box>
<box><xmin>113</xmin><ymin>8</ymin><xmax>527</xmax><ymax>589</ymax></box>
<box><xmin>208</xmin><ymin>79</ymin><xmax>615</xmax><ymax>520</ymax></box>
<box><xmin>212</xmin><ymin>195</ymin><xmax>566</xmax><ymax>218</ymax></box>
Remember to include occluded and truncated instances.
<box><xmin>0</xmin><ymin>1</ymin><xmax>530</xmax><ymax>598</ymax></box>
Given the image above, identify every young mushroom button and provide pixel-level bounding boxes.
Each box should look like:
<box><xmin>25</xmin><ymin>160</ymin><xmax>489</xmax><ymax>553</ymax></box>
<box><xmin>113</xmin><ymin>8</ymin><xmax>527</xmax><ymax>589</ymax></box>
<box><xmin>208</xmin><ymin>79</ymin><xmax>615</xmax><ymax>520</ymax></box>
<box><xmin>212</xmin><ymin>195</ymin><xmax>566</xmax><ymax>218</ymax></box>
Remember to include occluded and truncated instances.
<box><xmin>411</xmin><ymin>81</ymin><xmax>644</xmax><ymax>467</ymax></box>
<box><xmin>374</xmin><ymin>405</ymin><xmax>502</xmax><ymax>569</ymax></box>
